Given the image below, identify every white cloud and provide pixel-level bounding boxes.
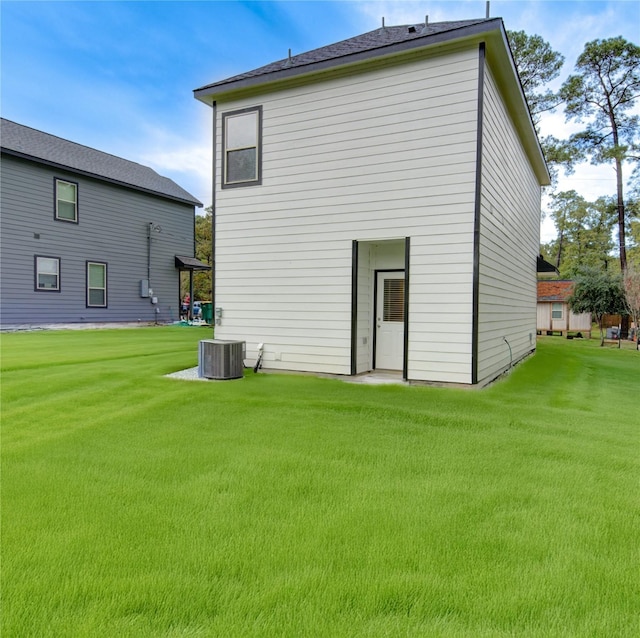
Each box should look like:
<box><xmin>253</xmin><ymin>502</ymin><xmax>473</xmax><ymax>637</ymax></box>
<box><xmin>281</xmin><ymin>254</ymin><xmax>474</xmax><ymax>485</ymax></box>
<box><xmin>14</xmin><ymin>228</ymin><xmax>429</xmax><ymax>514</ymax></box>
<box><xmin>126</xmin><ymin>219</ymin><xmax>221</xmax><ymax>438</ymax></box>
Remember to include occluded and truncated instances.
<box><xmin>141</xmin><ymin>141</ymin><xmax>212</xmax><ymax>200</ymax></box>
<box><xmin>116</xmin><ymin>108</ymin><xmax>215</xmax><ymax>208</ymax></box>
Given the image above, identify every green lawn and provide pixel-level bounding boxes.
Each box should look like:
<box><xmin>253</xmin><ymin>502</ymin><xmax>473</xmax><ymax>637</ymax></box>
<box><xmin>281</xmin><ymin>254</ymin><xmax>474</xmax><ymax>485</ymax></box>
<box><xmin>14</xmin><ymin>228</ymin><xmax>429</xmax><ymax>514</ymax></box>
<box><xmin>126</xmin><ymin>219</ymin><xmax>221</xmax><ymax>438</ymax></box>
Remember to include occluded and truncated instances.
<box><xmin>2</xmin><ymin>328</ymin><xmax>638</xmax><ymax>637</ymax></box>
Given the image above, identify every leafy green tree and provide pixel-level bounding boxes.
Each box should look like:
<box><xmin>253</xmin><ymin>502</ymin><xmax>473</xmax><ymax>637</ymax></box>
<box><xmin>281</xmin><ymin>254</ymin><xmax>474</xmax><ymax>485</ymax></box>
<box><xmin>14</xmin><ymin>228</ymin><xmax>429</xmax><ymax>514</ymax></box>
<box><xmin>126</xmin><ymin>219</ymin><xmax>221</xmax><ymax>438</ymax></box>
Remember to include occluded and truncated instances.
<box><xmin>507</xmin><ymin>30</ymin><xmax>571</xmax><ymax>186</ymax></box>
<box><xmin>587</xmin><ymin>197</ymin><xmax>619</xmax><ymax>269</ymax></box>
<box><xmin>625</xmin><ymin>195</ymin><xmax>640</xmax><ymax>268</ymax></box>
<box><xmin>622</xmin><ymin>265</ymin><xmax>640</xmax><ymax>349</ymax></box>
<box><xmin>180</xmin><ymin>208</ymin><xmax>212</xmax><ymax>302</ymax></box>
<box><xmin>539</xmin><ymin>240</ymin><xmax>558</xmax><ymax>269</ymax></box>
<box><xmin>568</xmin><ymin>267</ymin><xmax>626</xmax><ymax>346</ymax></box>
<box><xmin>559</xmin><ymin>37</ymin><xmax>640</xmax><ymax>273</ymax></box>
<box><xmin>564</xmin><ymin>197</ymin><xmax>616</xmax><ymax>276</ymax></box>
<box><xmin>193</xmin><ymin>209</ymin><xmax>213</xmax><ymax>301</ymax></box>
<box><xmin>507</xmin><ymin>30</ymin><xmax>565</xmax><ymax>127</ymax></box>
<box><xmin>547</xmin><ymin>191</ymin><xmax>615</xmax><ymax>276</ymax></box>
<box><xmin>548</xmin><ymin>190</ymin><xmax>586</xmax><ymax>270</ymax></box>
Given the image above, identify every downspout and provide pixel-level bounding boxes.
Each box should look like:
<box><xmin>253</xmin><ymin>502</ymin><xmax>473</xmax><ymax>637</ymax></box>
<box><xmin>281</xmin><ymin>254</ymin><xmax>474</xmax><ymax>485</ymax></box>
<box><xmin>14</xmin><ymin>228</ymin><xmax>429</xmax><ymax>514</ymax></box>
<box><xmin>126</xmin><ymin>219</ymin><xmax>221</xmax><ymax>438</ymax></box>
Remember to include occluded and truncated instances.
<box><xmin>148</xmin><ymin>222</ymin><xmax>163</xmax><ymax>323</ymax></box>
<box><xmin>147</xmin><ymin>222</ymin><xmax>152</xmax><ymax>285</ymax></box>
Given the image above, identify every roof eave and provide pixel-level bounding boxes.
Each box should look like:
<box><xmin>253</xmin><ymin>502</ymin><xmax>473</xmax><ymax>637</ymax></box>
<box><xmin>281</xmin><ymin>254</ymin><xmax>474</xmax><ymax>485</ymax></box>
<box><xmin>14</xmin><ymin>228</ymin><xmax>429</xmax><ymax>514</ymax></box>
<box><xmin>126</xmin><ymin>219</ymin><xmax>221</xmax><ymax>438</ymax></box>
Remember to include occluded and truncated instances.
<box><xmin>484</xmin><ymin>25</ymin><xmax>551</xmax><ymax>185</ymax></box>
<box><xmin>194</xmin><ymin>19</ymin><xmax>504</xmax><ymax>103</ymax></box>
<box><xmin>1</xmin><ymin>147</ymin><xmax>203</xmax><ymax>207</ymax></box>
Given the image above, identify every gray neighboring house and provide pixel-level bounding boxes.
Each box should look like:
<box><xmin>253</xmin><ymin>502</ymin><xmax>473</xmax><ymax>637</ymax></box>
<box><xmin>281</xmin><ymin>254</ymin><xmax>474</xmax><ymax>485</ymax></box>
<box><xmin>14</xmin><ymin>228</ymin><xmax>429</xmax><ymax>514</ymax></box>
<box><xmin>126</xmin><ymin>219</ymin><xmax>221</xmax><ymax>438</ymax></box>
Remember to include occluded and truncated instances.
<box><xmin>1</xmin><ymin>118</ymin><xmax>204</xmax><ymax>328</ymax></box>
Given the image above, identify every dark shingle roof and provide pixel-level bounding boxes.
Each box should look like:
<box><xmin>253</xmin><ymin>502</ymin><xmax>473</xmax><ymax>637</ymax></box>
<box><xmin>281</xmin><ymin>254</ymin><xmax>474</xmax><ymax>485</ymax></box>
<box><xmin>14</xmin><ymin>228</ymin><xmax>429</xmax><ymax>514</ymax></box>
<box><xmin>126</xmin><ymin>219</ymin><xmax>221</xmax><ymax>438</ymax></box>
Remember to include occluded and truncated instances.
<box><xmin>0</xmin><ymin>118</ymin><xmax>201</xmax><ymax>206</ymax></box>
<box><xmin>195</xmin><ymin>19</ymin><xmax>496</xmax><ymax>96</ymax></box>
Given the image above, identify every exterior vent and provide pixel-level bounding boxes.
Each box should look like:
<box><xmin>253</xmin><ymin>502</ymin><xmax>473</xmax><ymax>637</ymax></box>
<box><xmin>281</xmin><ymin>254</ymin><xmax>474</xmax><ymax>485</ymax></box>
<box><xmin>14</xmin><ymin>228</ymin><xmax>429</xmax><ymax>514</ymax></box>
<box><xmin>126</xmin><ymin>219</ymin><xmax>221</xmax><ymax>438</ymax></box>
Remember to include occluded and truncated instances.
<box><xmin>198</xmin><ymin>339</ymin><xmax>245</xmax><ymax>380</ymax></box>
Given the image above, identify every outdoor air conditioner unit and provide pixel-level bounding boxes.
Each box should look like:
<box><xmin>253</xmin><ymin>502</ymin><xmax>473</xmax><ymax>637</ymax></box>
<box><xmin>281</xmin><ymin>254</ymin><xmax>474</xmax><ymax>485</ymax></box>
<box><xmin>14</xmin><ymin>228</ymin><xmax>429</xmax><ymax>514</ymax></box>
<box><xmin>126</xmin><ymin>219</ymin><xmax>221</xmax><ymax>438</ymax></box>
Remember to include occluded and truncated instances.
<box><xmin>198</xmin><ymin>339</ymin><xmax>245</xmax><ymax>380</ymax></box>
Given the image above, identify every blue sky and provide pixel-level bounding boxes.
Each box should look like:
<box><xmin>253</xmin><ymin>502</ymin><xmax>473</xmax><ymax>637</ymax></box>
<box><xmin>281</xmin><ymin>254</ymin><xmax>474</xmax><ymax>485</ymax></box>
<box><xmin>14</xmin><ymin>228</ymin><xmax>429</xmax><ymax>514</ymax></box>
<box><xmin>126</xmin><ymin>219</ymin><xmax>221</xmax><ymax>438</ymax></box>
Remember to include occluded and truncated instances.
<box><xmin>2</xmin><ymin>0</ymin><xmax>639</xmax><ymax>240</ymax></box>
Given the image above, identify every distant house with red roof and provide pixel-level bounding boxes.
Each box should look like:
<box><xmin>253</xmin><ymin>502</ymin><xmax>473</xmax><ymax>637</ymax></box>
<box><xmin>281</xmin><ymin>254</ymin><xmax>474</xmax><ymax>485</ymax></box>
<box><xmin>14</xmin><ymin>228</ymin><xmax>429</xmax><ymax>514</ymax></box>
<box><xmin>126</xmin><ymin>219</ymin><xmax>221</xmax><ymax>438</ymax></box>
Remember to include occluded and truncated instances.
<box><xmin>537</xmin><ymin>280</ymin><xmax>591</xmax><ymax>337</ymax></box>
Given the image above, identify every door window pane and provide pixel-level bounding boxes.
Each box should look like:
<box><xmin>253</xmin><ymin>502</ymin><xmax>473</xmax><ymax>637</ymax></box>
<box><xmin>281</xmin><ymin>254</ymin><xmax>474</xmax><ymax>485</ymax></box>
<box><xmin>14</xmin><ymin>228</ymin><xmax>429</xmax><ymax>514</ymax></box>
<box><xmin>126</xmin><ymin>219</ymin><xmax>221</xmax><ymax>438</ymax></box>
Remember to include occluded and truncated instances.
<box><xmin>383</xmin><ymin>278</ymin><xmax>404</xmax><ymax>322</ymax></box>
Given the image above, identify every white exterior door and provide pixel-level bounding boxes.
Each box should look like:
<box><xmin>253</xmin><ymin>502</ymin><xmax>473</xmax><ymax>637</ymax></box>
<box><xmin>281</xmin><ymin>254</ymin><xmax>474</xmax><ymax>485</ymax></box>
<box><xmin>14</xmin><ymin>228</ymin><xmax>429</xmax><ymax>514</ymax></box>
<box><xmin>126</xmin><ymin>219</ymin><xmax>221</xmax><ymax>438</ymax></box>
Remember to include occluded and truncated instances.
<box><xmin>375</xmin><ymin>271</ymin><xmax>405</xmax><ymax>370</ymax></box>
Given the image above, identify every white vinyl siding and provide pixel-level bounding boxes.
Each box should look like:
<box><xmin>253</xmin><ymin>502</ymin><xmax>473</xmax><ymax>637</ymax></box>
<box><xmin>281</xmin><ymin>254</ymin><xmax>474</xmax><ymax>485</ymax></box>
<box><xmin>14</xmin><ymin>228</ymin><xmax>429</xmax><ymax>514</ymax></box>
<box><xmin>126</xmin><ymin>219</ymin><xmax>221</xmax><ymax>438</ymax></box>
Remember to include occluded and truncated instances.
<box><xmin>214</xmin><ymin>46</ymin><xmax>480</xmax><ymax>380</ymax></box>
<box><xmin>568</xmin><ymin>310</ymin><xmax>591</xmax><ymax>332</ymax></box>
<box><xmin>476</xmin><ymin>63</ymin><xmax>541</xmax><ymax>383</ymax></box>
<box><xmin>213</xmin><ymin>44</ymin><xmax>544</xmax><ymax>384</ymax></box>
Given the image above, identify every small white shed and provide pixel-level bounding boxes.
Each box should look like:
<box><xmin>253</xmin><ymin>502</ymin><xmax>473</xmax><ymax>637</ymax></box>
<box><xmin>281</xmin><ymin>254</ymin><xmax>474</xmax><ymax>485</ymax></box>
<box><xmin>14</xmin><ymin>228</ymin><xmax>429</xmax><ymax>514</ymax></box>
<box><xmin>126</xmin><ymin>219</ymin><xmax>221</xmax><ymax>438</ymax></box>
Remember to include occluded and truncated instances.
<box><xmin>537</xmin><ymin>281</ymin><xmax>592</xmax><ymax>338</ymax></box>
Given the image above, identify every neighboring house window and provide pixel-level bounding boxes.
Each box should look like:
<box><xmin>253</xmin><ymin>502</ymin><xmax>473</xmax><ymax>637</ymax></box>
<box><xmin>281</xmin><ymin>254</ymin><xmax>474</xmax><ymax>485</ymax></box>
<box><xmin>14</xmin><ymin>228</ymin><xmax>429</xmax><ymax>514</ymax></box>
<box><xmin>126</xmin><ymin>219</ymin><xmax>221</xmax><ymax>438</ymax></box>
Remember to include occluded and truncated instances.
<box><xmin>87</xmin><ymin>261</ymin><xmax>107</xmax><ymax>307</ymax></box>
<box><xmin>34</xmin><ymin>255</ymin><xmax>60</xmax><ymax>291</ymax></box>
<box><xmin>55</xmin><ymin>179</ymin><xmax>78</xmax><ymax>222</ymax></box>
<box><xmin>222</xmin><ymin>106</ymin><xmax>262</xmax><ymax>187</ymax></box>
<box><xmin>552</xmin><ymin>302</ymin><xmax>563</xmax><ymax>319</ymax></box>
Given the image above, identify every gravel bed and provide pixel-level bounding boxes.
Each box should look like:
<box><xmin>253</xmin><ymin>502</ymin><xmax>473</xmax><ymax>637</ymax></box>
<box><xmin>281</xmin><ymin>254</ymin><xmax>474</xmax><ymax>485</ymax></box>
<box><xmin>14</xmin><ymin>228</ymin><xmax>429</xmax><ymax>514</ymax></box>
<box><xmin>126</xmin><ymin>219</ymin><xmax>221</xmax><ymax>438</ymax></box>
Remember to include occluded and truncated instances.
<box><xmin>164</xmin><ymin>366</ymin><xmax>207</xmax><ymax>381</ymax></box>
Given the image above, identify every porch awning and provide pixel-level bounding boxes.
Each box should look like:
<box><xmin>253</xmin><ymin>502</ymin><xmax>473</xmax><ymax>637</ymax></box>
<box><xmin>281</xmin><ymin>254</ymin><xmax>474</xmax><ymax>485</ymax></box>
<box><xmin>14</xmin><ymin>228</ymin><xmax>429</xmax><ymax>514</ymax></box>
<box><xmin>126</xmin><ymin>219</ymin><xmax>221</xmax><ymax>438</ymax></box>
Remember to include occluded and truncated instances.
<box><xmin>175</xmin><ymin>255</ymin><xmax>211</xmax><ymax>271</ymax></box>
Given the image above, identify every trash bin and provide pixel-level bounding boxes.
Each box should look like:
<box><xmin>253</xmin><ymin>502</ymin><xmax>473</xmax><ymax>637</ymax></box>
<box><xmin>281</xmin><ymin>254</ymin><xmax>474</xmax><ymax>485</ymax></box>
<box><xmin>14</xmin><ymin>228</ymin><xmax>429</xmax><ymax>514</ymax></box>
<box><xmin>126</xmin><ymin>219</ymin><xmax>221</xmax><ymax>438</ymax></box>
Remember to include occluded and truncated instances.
<box><xmin>201</xmin><ymin>302</ymin><xmax>212</xmax><ymax>324</ymax></box>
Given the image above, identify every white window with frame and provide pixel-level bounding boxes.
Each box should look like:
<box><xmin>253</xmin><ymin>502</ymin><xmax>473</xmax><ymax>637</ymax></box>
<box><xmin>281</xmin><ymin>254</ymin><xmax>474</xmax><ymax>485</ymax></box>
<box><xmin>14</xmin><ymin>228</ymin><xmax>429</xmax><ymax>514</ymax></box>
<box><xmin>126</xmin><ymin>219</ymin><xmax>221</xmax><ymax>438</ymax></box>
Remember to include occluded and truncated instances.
<box><xmin>222</xmin><ymin>106</ymin><xmax>262</xmax><ymax>187</ymax></box>
<box><xmin>35</xmin><ymin>255</ymin><xmax>60</xmax><ymax>291</ymax></box>
<box><xmin>55</xmin><ymin>179</ymin><xmax>78</xmax><ymax>222</ymax></box>
<box><xmin>552</xmin><ymin>302</ymin><xmax>563</xmax><ymax>319</ymax></box>
<box><xmin>87</xmin><ymin>261</ymin><xmax>107</xmax><ymax>307</ymax></box>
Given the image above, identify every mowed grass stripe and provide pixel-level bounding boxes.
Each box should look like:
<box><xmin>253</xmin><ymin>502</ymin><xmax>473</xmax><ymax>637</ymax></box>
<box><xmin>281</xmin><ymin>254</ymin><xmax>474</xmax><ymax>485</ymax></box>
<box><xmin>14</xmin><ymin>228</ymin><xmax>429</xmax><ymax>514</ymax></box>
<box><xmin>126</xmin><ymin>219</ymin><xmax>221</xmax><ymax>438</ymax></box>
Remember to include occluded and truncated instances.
<box><xmin>2</xmin><ymin>329</ymin><xmax>638</xmax><ymax>637</ymax></box>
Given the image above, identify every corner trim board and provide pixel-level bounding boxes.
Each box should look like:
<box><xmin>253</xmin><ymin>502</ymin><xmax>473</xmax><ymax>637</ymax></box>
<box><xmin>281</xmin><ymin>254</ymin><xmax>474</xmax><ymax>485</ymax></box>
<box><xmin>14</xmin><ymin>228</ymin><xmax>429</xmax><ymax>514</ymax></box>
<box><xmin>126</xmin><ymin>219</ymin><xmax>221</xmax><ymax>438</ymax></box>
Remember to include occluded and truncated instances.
<box><xmin>350</xmin><ymin>240</ymin><xmax>358</xmax><ymax>375</ymax></box>
<box><xmin>403</xmin><ymin>237</ymin><xmax>410</xmax><ymax>381</ymax></box>
<box><xmin>211</xmin><ymin>103</ymin><xmax>217</xmax><ymax>327</ymax></box>
<box><xmin>472</xmin><ymin>42</ymin><xmax>485</xmax><ymax>385</ymax></box>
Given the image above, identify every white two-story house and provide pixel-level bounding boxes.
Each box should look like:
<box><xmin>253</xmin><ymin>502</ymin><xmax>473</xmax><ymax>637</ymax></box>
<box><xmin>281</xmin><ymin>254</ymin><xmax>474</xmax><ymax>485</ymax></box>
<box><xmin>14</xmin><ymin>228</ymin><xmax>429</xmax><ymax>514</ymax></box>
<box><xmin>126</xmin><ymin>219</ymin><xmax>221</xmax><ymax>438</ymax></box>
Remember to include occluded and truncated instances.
<box><xmin>194</xmin><ymin>17</ymin><xmax>550</xmax><ymax>385</ymax></box>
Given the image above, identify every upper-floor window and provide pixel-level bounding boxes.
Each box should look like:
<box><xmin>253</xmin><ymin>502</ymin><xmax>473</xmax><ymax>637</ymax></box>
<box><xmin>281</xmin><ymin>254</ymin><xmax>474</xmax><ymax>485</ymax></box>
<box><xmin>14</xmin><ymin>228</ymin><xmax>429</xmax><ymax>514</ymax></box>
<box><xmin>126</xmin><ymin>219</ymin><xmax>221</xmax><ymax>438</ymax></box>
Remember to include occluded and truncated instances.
<box><xmin>35</xmin><ymin>255</ymin><xmax>60</xmax><ymax>291</ymax></box>
<box><xmin>222</xmin><ymin>106</ymin><xmax>262</xmax><ymax>188</ymax></box>
<box><xmin>552</xmin><ymin>302</ymin><xmax>563</xmax><ymax>319</ymax></box>
<box><xmin>55</xmin><ymin>179</ymin><xmax>78</xmax><ymax>223</ymax></box>
<box><xmin>87</xmin><ymin>261</ymin><xmax>107</xmax><ymax>307</ymax></box>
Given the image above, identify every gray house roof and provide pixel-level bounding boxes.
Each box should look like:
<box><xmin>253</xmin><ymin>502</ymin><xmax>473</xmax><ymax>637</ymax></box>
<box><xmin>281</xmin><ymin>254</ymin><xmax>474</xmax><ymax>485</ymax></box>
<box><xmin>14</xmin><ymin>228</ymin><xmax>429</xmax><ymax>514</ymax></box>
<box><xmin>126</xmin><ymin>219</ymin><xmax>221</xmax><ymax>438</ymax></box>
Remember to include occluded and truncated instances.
<box><xmin>0</xmin><ymin>118</ymin><xmax>202</xmax><ymax>207</ymax></box>
<box><xmin>194</xmin><ymin>18</ymin><xmax>496</xmax><ymax>98</ymax></box>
